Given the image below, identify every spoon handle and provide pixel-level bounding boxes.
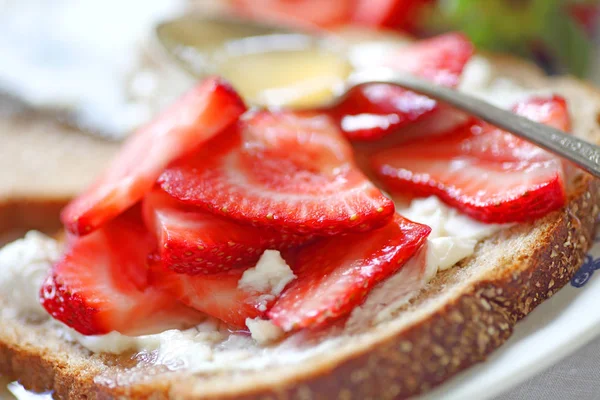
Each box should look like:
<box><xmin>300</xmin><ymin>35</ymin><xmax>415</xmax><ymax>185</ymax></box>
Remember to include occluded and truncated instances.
<box><xmin>349</xmin><ymin>69</ymin><xmax>600</xmax><ymax>179</ymax></box>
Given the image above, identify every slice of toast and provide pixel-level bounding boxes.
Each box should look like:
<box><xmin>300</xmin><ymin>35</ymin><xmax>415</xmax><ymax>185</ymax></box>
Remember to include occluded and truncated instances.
<box><xmin>1</xmin><ymin>54</ymin><xmax>600</xmax><ymax>400</ymax></box>
<box><xmin>0</xmin><ymin>111</ymin><xmax>118</xmax><ymax>243</ymax></box>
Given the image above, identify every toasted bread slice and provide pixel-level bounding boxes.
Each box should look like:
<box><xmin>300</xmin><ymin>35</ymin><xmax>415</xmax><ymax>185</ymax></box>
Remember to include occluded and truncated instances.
<box><xmin>1</xmin><ymin>54</ymin><xmax>600</xmax><ymax>400</ymax></box>
<box><xmin>0</xmin><ymin>112</ymin><xmax>118</xmax><ymax>243</ymax></box>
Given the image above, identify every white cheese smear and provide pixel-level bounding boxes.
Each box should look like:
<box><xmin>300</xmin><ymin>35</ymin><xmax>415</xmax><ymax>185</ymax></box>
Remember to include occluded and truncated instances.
<box><xmin>399</xmin><ymin>197</ymin><xmax>506</xmax><ymax>282</ymax></box>
<box><xmin>0</xmin><ymin>231</ymin><xmax>61</xmax><ymax>318</ymax></box>
<box><xmin>458</xmin><ymin>55</ymin><xmax>552</xmax><ymax>107</ymax></box>
<box><xmin>246</xmin><ymin>317</ymin><xmax>285</xmax><ymax>345</ymax></box>
<box><xmin>238</xmin><ymin>249</ymin><xmax>297</xmax><ymax>312</ymax></box>
<box><xmin>0</xmin><ymin>196</ymin><xmax>503</xmax><ymax>367</ymax></box>
<box><xmin>238</xmin><ymin>250</ymin><xmax>296</xmax><ymax>295</ymax></box>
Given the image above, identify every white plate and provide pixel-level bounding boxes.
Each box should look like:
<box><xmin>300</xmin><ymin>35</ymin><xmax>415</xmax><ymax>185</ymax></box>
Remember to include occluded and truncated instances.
<box><xmin>422</xmin><ymin>227</ymin><xmax>600</xmax><ymax>400</ymax></box>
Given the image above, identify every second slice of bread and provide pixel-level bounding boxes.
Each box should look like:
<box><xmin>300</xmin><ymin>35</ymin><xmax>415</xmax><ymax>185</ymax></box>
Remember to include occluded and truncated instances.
<box><xmin>0</xmin><ymin>112</ymin><xmax>118</xmax><ymax>240</ymax></box>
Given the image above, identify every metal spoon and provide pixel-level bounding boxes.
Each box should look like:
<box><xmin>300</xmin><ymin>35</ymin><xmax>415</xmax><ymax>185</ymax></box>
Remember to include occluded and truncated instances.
<box><xmin>156</xmin><ymin>16</ymin><xmax>600</xmax><ymax>178</ymax></box>
<box><xmin>347</xmin><ymin>68</ymin><xmax>600</xmax><ymax>177</ymax></box>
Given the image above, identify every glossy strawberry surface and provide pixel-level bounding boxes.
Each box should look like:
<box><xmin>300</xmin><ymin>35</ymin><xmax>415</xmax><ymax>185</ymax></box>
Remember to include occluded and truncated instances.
<box><xmin>61</xmin><ymin>77</ymin><xmax>246</xmax><ymax>236</ymax></box>
<box><xmin>159</xmin><ymin>111</ymin><xmax>395</xmax><ymax>235</ymax></box>
<box><xmin>41</xmin><ymin>210</ymin><xmax>203</xmax><ymax>335</ymax></box>
<box><xmin>268</xmin><ymin>214</ymin><xmax>430</xmax><ymax>331</ymax></box>
<box><xmin>372</xmin><ymin>96</ymin><xmax>570</xmax><ymax>223</ymax></box>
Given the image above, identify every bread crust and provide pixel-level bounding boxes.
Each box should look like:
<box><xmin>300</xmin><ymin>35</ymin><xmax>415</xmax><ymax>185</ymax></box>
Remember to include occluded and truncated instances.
<box><xmin>0</xmin><ymin>199</ymin><xmax>68</xmax><ymax>245</ymax></box>
<box><xmin>1</xmin><ymin>59</ymin><xmax>600</xmax><ymax>399</ymax></box>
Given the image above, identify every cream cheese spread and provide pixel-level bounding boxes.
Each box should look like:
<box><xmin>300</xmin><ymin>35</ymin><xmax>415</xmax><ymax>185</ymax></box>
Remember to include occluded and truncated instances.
<box><xmin>245</xmin><ymin>317</ymin><xmax>285</xmax><ymax>344</ymax></box>
<box><xmin>399</xmin><ymin>196</ymin><xmax>506</xmax><ymax>281</ymax></box>
<box><xmin>238</xmin><ymin>250</ymin><xmax>296</xmax><ymax>312</ymax></box>
<box><xmin>458</xmin><ymin>55</ymin><xmax>551</xmax><ymax>107</ymax></box>
<box><xmin>0</xmin><ymin>231</ymin><xmax>60</xmax><ymax>318</ymax></box>
<box><xmin>61</xmin><ymin>195</ymin><xmax>505</xmax><ymax>358</ymax></box>
<box><xmin>0</xmin><ymin>194</ymin><xmax>503</xmax><ymax>364</ymax></box>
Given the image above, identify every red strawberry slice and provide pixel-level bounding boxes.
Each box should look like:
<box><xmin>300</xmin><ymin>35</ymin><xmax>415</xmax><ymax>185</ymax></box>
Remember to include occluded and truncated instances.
<box><xmin>329</xmin><ymin>33</ymin><xmax>473</xmax><ymax>141</ymax></box>
<box><xmin>150</xmin><ymin>263</ymin><xmax>279</xmax><ymax>329</ymax></box>
<box><xmin>371</xmin><ymin>96</ymin><xmax>570</xmax><ymax>223</ymax></box>
<box><xmin>268</xmin><ymin>213</ymin><xmax>431</xmax><ymax>331</ymax></box>
<box><xmin>159</xmin><ymin>111</ymin><xmax>395</xmax><ymax>235</ymax></box>
<box><xmin>40</xmin><ymin>210</ymin><xmax>203</xmax><ymax>336</ymax></box>
<box><xmin>61</xmin><ymin>77</ymin><xmax>246</xmax><ymax>236</ymax></box>
<box><xmin>143</xmin><ymin>189</ymin><xmax>309</xmax><ymax>275</ymax></box>
<box><xmin>231</xmin><ymin>0</ymin><xmax>353</xmax><ymax>29</ymax></box>
<box><xmin>569</xmin><ymin>3</ymin><xmax>599</xmax><ymax>35</ymax></box>
<box><xmin>352</xmin><ymin>0</ymin><xmax>432</xmax><ymax>31</ymax></box>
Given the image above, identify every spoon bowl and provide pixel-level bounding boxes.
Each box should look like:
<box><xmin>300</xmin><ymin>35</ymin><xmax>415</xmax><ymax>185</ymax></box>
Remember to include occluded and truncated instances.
<box><xmin>156</xmin><ymin>15</ymin><xmax>600</xmax><ymax>179</ymax></box>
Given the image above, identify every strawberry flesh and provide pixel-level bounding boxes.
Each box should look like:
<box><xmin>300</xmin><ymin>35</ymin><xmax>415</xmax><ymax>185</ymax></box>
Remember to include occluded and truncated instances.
<box><xmin>372</xmin><ymin>96</ymin><xmax>570</xmax><ymax>223</ymax></box>
<box><xmin>159</xmin><ymin>111</ymin><xmax>395</xmax><ymax>236</ymax></box>
<box><xmin>149</xmin><ymin>265</ymin><xmax>272</xmax><ymax>329</ymax></box>
<box><xmin>61</xmin><ymin>77</ymin><xmax>246</xmax><ymax>236</ymax></box>
<box><xmin>40</xmin><ymin>210</ymin><xmax>203</xmax><ymax>336</ymax></box>
<box><xmin>329</xmin><ymin>33</ymin><xmax>473</xmax><ymax>141</ymax></box>
<box><xmin>268</xmin><ymin>214</ymin><xmax>431</xmax><ymax>331</ymax></box>
<box><xmin>143</xmin><ymin>189</ymin><xmax>309</xmax><ymax>275</ymax></box>
<box><xmin>232</xmin><ymin>0</ymin><xmax>353</xmax><ymax>29</ymax></box>
<box><xmin>352</xmin><ymin>0</ymin><xmax>432</xmax><ymax>30</ymax></box>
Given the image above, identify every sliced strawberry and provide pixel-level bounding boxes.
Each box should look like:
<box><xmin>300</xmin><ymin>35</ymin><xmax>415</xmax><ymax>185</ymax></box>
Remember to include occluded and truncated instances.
<box><xmin>371</xmin><ymin>96</ymin><xmax>570</xmax><ymax>223</ymax></box>
<box><xmin>61</xmin><ymin>77</ymin><xmax>246</xmax><ymax>236</ymax></box>
<box><xmin>143</xmin><ymin>189</ymin><xmax>309</xmax><ymax>275</ymax></box>
<box><xmin>352</xmin><ymin>0</ymin><xmax>432</xmax><ymax>31</ymax></box>
<box><xmin>569</xmin><ymin>3</ymin><xmax>599</xmax><ymax>35</ymax></box>
<box><xmin>513</xmin><ymin>96</ymin><xmax>571</xmax><ymax>133</ymax></box>
<box><xmin>329</xmin><ymin>33</ymin><xmax>473</xmax><ymax>141</ymax></box>
<box><xmin>150</xmin><ymin>265</ymin><xmax>269</xmax><ymax>329</ymax></box>
<box><xmin>232</xmin><ymin>0</ymin><xmax>431</xmax><ymax>31</ymax></box>
<box><xmin>231</xmin><ymin>0</ymin><xmax>353</xmax><ymax>29</ymax></box>
<box><xmin>40</xmin><ymin>210</ymin><xmax>203</xmax><ymax>336</ymax></box>
<box><xmin>268</xmin><ymin>214</ymin><xmax>430</xmax><ymax>331</ymax></box>
<box><xmin>159</xmin><ymin>111</ymin><xmax>395</xmax><ymax>235</ymax></box>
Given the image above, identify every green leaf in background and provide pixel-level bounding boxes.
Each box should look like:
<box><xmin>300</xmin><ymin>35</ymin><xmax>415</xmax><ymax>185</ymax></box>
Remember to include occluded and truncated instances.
<box><xmin>426</xmin><ymin>0</ymin><xmax>594</xmax><ymax>77</ymax></box>
<box><xmin>541</xmin><ymin>1</ymin><xmax>592</xmax><ymax>76</ymax></box>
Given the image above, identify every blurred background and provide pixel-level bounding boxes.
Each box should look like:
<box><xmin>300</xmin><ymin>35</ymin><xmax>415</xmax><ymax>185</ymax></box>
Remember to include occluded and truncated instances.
<box><xmin>229</xmin><ymin>0</ymin><xmax>599</xmax><ymax>78</ymax></box>
<box><xmin>0</xmin><ymin>0</ymin><xmax>598</xmax><ymax>140</ymax></box>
